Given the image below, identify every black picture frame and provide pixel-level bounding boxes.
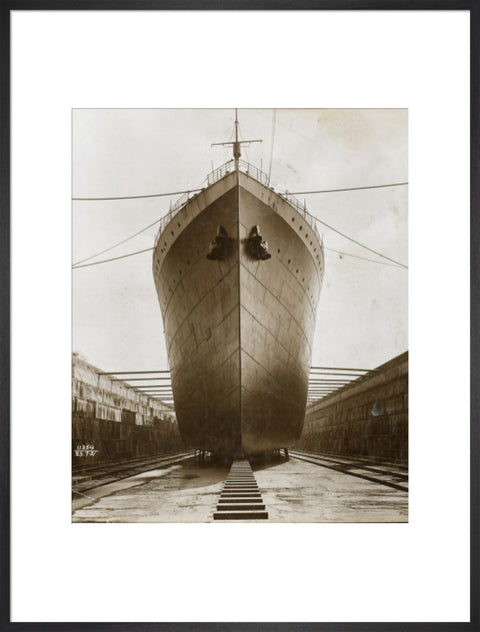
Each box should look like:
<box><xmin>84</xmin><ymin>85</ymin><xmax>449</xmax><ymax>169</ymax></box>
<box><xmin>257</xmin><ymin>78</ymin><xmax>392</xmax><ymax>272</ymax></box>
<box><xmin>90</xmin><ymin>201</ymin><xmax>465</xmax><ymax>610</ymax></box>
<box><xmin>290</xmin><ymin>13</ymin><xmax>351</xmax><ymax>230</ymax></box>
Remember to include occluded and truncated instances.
<box><xmin>1</xmin><ymin>2</ymin><xmax>477</xmax><ymax>630</ymax></box>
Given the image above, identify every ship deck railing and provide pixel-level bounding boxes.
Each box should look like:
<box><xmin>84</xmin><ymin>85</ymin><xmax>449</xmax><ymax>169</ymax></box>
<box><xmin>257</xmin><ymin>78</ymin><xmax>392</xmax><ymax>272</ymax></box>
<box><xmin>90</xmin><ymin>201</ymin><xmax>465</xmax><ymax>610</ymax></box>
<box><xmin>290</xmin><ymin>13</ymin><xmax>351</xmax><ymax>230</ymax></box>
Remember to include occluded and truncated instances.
<box><xmin>154</xmin><ymin>159</ymin><xmax>323</xmax><ymax>250</ymax></box>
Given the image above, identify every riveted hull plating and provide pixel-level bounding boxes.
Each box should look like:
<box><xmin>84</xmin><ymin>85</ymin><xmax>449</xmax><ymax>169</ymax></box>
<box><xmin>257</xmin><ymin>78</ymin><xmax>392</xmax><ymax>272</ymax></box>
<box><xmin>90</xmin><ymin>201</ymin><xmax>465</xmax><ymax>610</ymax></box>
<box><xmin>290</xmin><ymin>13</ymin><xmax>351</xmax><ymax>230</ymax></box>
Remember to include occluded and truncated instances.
<box><xmin>153</xmin><ymin>170</ymin><xmax>324</xmax><ymax>456</ymax></box>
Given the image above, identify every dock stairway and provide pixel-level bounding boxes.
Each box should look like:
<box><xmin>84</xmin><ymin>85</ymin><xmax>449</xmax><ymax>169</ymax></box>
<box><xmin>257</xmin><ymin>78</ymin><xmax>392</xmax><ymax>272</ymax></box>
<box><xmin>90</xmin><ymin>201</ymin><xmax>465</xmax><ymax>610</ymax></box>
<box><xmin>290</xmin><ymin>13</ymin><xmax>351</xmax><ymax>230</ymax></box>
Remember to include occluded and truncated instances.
<box><xmin>213</xmin><ymin>459</ymin><xmax>268</xmax><ymax>520</ymax></box>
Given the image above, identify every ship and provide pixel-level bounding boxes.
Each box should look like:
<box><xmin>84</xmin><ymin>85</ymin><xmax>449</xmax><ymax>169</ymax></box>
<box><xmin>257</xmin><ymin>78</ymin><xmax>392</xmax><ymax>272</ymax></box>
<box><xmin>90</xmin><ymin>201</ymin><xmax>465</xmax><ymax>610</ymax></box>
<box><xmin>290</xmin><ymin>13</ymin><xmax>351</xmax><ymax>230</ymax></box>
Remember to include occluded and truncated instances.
<box><xmin>152</xmin><ymin>114</ymin><xmax>324</xmax><ymax>457</ymax></box>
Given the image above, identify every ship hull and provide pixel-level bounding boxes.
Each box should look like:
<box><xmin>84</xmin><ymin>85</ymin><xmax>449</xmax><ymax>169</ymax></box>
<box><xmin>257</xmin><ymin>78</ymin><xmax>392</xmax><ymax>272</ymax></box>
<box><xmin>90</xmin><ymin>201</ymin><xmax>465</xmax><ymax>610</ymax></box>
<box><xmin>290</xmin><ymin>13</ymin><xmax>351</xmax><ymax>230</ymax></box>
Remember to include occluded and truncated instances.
<box><xmin>153</xmin><ymin>169</ymin><xmax>324</xmax><ymax>456</ymax></box>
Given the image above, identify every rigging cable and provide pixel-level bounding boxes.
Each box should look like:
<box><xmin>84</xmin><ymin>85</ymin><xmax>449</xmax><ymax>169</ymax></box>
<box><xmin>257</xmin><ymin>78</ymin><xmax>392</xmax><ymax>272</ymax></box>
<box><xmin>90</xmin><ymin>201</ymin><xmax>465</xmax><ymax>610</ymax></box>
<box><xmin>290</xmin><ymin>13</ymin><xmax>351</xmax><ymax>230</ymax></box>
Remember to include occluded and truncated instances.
<box><xmin>289</xmin><ymin>182</ymin><xmax>408</xmax><ymax>195</ymax></box>
<box><xmin>324</xmin><ymin>246</ymin><xmax>404</xmax><ymax>268</ymax></box>
<box><xmin>72</xmin><ymin>247</ymin><xmax>153</xmax><ymax>269</ymax></box>
<box><xmin>306</xmin><ymin>209</ymin><xmax>408</xmax><ymax>269</ymax></box>
<box><xmin>72</xmin><ymin>217</ymin><xmax>162</xmax><ymax>266</ymax></box>
<box><xmin>72</xmin><ymin>244</ymin><xmax>403</xmax><ymax>272</ymax></box>
<box><xmin>252</xmin><ymin>108</ymin><xmax>311</xmax><ymax>143</ymax></box>
<box><xmin>72</xmin><ymin>188</ymin><xmax>201</xmax><ymax>201</ymax></box>
<box><xmin>72</xmin><ymin>181</ymin><xmax>407</xmax><ymax>202</ymax></box>
<box><xmin>268</xmin><ymin>108</ymin><xmax>276</xmax><ymax>185</ymax></box>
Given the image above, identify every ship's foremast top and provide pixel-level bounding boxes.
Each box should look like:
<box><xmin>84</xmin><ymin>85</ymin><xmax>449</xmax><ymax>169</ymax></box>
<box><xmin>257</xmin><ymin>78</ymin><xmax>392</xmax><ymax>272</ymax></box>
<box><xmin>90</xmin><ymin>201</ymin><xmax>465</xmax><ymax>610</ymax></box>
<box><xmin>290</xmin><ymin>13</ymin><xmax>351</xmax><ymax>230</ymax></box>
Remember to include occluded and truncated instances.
<box><xmin>154</xmin><ymin>110</ymin><xmax>324</xmax><ymax>254</ymax></box>
<box><xmin>211</xmin><ymin>108</ymin><xmax>262</xmax><ymax>169</ymax></box>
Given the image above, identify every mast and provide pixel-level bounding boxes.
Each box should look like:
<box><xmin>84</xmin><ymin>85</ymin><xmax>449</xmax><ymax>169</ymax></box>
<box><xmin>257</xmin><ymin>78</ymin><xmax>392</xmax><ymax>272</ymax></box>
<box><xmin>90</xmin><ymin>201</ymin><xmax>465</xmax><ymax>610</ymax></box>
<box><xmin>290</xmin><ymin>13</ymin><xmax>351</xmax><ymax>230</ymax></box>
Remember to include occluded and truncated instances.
<box><xmin>212</xmin><ymin>109</ymin><xmax>262</xmax><ymax>169</ymax></box>
<box><xmin>233</xmin><ymin>108</ymin><xmax>241</xmax><ymax>163</ymax></box>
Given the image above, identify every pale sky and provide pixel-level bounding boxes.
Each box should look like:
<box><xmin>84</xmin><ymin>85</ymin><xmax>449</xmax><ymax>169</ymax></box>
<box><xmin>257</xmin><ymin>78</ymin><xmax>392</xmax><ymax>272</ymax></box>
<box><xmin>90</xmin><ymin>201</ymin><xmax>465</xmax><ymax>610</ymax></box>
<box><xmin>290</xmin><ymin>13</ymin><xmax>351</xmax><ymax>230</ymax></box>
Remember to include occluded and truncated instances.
<box><xmin>73</xmin><ymin>108</ymin><xmax>408</xmax><ymax>373</ymax></box>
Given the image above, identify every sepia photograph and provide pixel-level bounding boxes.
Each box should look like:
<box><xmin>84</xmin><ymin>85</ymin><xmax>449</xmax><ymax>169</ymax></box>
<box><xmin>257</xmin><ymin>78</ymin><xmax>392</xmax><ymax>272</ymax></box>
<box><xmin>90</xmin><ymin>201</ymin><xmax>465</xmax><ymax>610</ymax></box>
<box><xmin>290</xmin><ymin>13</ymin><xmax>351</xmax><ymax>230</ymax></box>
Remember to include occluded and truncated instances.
<box><xmin>7</xmin><ymin>6</ymin><xmax>472</xmax><ymax>625</ymax></box>
<box><xmin>72</xmin><ymin>108</ymin><xmax>408</xmax><ymax>523</ymax></box>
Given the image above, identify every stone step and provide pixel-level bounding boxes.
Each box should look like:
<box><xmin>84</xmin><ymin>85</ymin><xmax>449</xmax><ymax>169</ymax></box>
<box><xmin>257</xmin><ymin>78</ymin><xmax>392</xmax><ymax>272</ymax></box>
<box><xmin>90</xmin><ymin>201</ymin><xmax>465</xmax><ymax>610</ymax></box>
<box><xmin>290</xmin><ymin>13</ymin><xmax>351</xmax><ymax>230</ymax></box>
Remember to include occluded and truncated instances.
<box><xmin>226</xmin><ymin>476</ymin><xmax>256</xmax><ymax>479</ymax></box>
<box><xmin>219</xmin><ymin>497</ymin><xmax>264</xmax><ymax>504</ymax></box>
<box><xmin>225</xmin><ymin>477</ymin><xmax>256</xmax><ymax>480</ymax></box>
<box><xmin>223</xmin><ymin>485</ymin><xmax>260</xmax><ymax>492</ymax></box>
<box><xmin>217</xmin><ymin>503</ymin><xmax>265</xmax><ymax>511</ymax></box>
<box><xmin>223</xmin><ymin>494</ymin><xmax>260</xmax><ymax>497</ymax></box>
<box><xmin>224</xmin><ymin>480</ymin><xmax>256</xmax><ymax>483</ymax></box>
<box><xmin>221</xmin><ymin>489</ymin><xmax>261</xmax><ymax>493</ymax></box>
<box><xmin>213</xmin><ymin>510</ymin><xmax>268</xmax><ymax>520</ymax></box>
<box><xmin>223</xmin><ymin>492</ymin><xmax>259</xmax><ymax>495</ymax></box>
<box><xmin>223</xmin><ymin>488</ymin><xmax>259</xmax><ymax>492</ymax></box>
<box><xmin>223</xmin><ymin>483</ymin><xmax>258</xmax><ymax>491</ymax></box>
<box><xmin>226</xmin><ymin>477</ymin><xmax>256</xmax><ymax>480</ymax></box>
<box><xmin>214</xmin><ymin>459</ymin><xmax>267</xmax><ymax>520</ymax></box>
<box><xmin>224</xmin><ymin>481</ymin><xmax>257</xmax><ymax>483</ymax></box>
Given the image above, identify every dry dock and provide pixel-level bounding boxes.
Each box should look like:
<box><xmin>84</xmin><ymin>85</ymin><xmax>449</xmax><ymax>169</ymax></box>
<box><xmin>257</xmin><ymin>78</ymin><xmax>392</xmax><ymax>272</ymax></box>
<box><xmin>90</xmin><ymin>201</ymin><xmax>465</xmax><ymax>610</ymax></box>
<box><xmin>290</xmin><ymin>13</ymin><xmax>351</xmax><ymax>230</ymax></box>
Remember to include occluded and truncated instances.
<box><xmin>72</xmin><ymin>453</ymin><xmax>407</xmax><ymax>523</ymax></box>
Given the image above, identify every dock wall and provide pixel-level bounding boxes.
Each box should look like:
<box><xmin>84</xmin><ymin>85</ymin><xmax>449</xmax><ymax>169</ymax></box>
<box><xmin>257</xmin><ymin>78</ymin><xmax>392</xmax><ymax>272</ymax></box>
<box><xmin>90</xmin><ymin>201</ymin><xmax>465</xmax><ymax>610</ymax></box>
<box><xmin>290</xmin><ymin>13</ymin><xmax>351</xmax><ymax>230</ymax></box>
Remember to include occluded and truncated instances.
<box><xmin>295</xmin><ymin>352</ymin><xmax>408</xmax><ymax>462</ymax></box>
<box><xmin>72</xmin><ymin>354</ymin><xmax>185</xmax><ymax>465</ymax></box>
